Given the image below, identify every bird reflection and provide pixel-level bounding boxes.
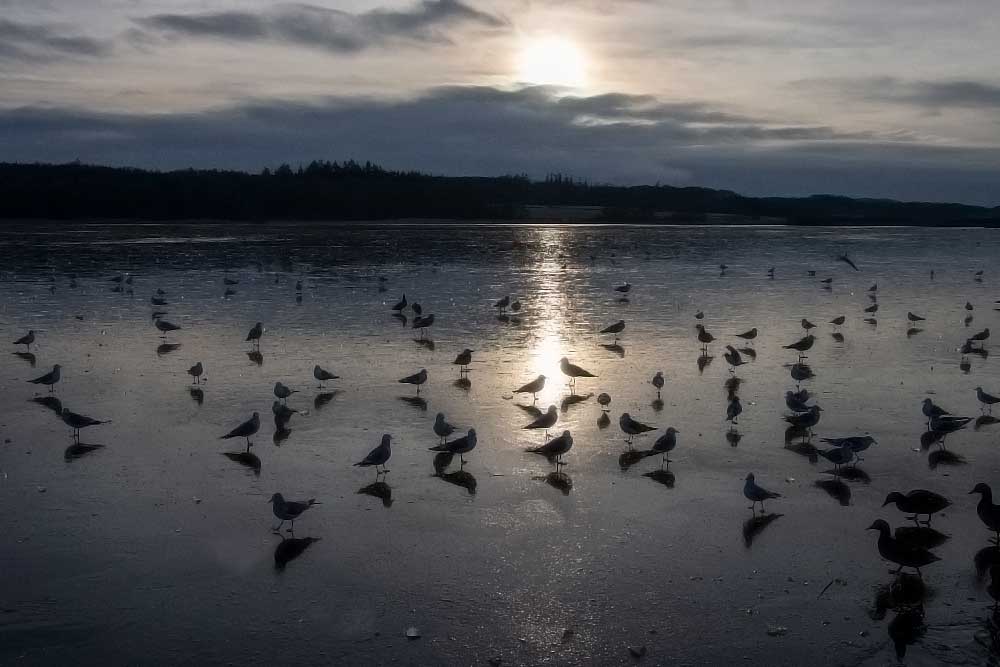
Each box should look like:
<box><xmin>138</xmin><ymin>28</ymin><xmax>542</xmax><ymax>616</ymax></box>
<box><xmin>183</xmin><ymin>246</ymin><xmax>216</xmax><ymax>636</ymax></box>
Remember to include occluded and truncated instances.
<box><xmin>906</xmin><ymin>327</ymin><xmax>923</xmax><ymax>338</ymax></box>
<box><xmin>436</xmin><ymin>469</ymin><xmax>477</xmax><ymax>495</ymax></box>
<box><xmin>32</xmin><ymin>395</ymin><xmax>63</xmax><ymax>416</ymax></box>
<box><xmin>273</xmin><ymin>425</ymin><xmax>292</xmax><ymax>446</ymax></box>
<box><xmin>314</xmin><ymin>391</ymin><xmax>338</xmax><ymax>410</ymax></box>
<box><xmin>619</xmin><ymin>449</ymin><xmax>650</xmax><ymax>470</ymax></box>
<box><xmin>223</xmin><ymin>451</ymin><xmax>261</xmax><ymax>475</ymax></box>
<box><xmin>739</xmin><ymin>347</ymin><xmax>756</xmax><ymax>360</ymax></box>
<box><xmin>537</xmin><ymin>471</ymin><xmax>572</xmax><ymax>495</ymax></box>
<box><xmin>815</xmin><ymin>478</ymin><xmax>851</xmax><ymax>505</ymax></box>
<box><xmin>976</xmin><ymin>415</ymin><xmax>1000</xmax><ymax>430</ymax></box>
<box><xmin>247</xmin><ymin>350</ymin><xmax>264</xmax><ymax>366</ymax></box>
<box><xmin>601</xmin><ymin>343</ymin><xmax>625</xmax><ymax>358</ymax></box>
<box><xmin>515</xmin><ymin>403</ymin><xmax>543</xmax><ymax>419</ymax></box>
<box><xmin>975</xmin><ymin>545</ymin><xmax>1000</xmax><ymax>579</ymax></box>
<box><xmin>919</xmin><ymin>430</ymin><xmax>945</xmax><ymax>450</ymax></box>
<box><xmin>64</xmin><ymin>442</ymin><xmax>104</xmax><ymax>460</ymax></box>
<box><xmin>724</xmin><ymin>377</ymin><xmax>741</xmax><ymax>401</ymax></box>
<box><xmin>561</xmin><ymin>392</ymin><xmax>592</xmax><ymax>412</ymax></box>
<box><xmin>398</xmin><ymin>395</ymin><xmax>428</xmax><ymax>411</ymax></box>
<box><xmin>642</xmin><ymin>468</ymin><xmax>675</xmax><ymax>488</ymax></box>
<box><xmin>742</xmin><ymin>512</ymin><xmax>782</xmax><ymax>548</ymax></box>
<box><xmin>870</xmin><ymin>574</ymin><xmax>928</xmax><ymax>661</ymax></box>
<box><xmin>453</xmin><ymin>377</ymin><xmax>471</xmax><ymax>391</ymax></box>
<box><xmin>189</xmin><ymin>387</ymin><xmax>204</xmax><ymax>405</ymax></box>
<box><xmin>13</xmin><ymin>352</ymin><xmax>36</xmax><ymax>367</ymax></box>
<box><xmin>651</xmin><ymin>398</ymin><xmax>664</xmax><ymax>412</ymax></box>
<box><xmin>887</xmin><ymin>604</ymin><xmax>925</xmax><ymax>661</ymax></box>
<box><xmin>831</xmin><ymin>332</ymin><xmax>845</xmax><ymax>343</ymax></box>
<box><xmin>832</xmin><ymin>466</ymin><xmax>871</xmax><ymax>484</ymax></box>
<box><xmin>928</xmin><ymin>449</ymin><xmax>965</xmax><ymax>468</ymax></box>
<box><xmin>784</xmin><ymin>441</ymin><xmax>819</xmax><ymax>463</ymax></box>
<box><xmin>414</xmin><ymin>338</ymin><xmax>435</xmax><ymax>351</ymax></box>
<box><xmin>597</xmin><ymin>412</ymin><xmax>610</xmax><ymax>429</ymax></box>
<box><xmin>156</xmin><ymin>342</ymin><xmax>181</xmax><ymax>356</ymax></box>
<box><xmin>697</xmin><ymin>353</ymin><xmax>713</xmax><ymax>374</ymax></box>
<box><xmin>358</xmin><ymin>481</ymin><xmax>393</xmax><ymax>507</ymax></box>
<box><xmin>784</xmin><ymin>424</ymin><xmax>813</xmax><ymax>445</ymax></box>
<box><xmin>894</xmin><ymin>526</ymin><xmax>949</xmax><ymax>551</ymax></box>
<box><xmin>726</xmin><ymin>429</ymin><xmax>742</xmax><ymax>447</ymax></box>
<box><xmin>274</xmin><ymin>535</ymin><xmax>320</xmax><ymax>571</ymax></box>
<box><xmin>392</xmin><ymin>313</ymin><xmax>407</xmax><ymax>327</ymax></box>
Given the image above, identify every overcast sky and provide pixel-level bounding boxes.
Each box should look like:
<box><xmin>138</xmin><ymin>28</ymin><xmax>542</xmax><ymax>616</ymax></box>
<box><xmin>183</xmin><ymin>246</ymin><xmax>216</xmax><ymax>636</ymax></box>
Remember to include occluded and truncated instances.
<box><xmin>2</xmin><ymin>0</ymin><xmax>999</xmax><ymax>204</ymax></box>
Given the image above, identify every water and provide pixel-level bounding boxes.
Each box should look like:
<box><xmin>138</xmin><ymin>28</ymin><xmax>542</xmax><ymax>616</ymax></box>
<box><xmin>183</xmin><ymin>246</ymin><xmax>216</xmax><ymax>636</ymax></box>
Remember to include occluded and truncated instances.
<box><xmin>1</xmin><ymin>222</ymin><xmax>998</xmax><ymax>665</ymax></box>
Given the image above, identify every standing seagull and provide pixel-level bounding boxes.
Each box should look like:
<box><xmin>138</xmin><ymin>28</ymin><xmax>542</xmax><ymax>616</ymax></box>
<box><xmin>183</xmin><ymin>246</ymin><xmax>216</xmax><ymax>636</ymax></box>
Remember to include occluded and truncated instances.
<box><xmin>907</xmin><ymin>312</ymin><xmax>926</xmax><ymax>324</ymax></box>
<box><xmin>723</xmin><ymin>346</ymin><xmax>746</xmax><ymax>372</ymax></box>
<box><xmin>273</xmin><ymin>382</ymin><xmax>298</xmax><ymax>403</ymax></box>
<box><xmin>429</xmin><ymin>429</ymin><xmax>477</xmax><ymax>465</ymax></box>
<box><xmin>651</xmin><ymin>427</ymin><xmax>679</xmax><ymax>468</ymax></box>
<box><xmin>28</xmin><ymin>364</ymin><xmax>61</xmax><ymax>393</ymax></box>
<box><xmin>494</xmin><ymin>295</ymin><xmax>510</xmax><ymax>314</ymax></box>
<box><xmin>155</xmin><ymin>318</ymin><xmax>181</xmax><ymax>336</ymax></box>
<box><xmin>524</xmin><ymin>405</ymin><xmax>558</xmax><ymax>438</ymax></box>
<box><xmin>246</xmin><ymin>322</ymin><xmax>263</xmax><ymax>348</ymax></box>
<box><xmin>619</xmin><ymin>412</ymin><xmax>657</xmax><ymax>447</ymax></box>
<box><xmin>651</xmin><ymin>371</ymin><xmax>665</xmax><ymax>398</ymax></box>
<box><xmin>220</xmin><ymin>412</ymin><xmax>260</xmax><ymax>450</ymax></box>
<box><xmin>269</xmin><ymin>493</ymin><xmax>318</xmax><ymax>533</ymax></box>
<box><xmin>399</xmin><ymin>368</ymin><xmax>428</xmax><ymax>393</ymax></box>
<box><xmin>412</xmin><ymin>314</ymin><xmax>435</xmax><ymax>338</ymax></box>
<box><xmin>13</xmin><ymin>330</ymin><xmax>35</xmax><ymax>350</ymax></box>
<box><xmin>744</xmin><ymin>473</ymin><xmax>781</xmax><ymax>513</ymax></box>
<box><xmin>433</xmin><ymin>412</ymin><xmax>457</xmax><ymax>444</ymax></box>
<box><xmin>735</xmin><ymin>328</ymin><xmax>757</xmax><ymax>344</ymax></box>
<box><xmin>61</xmin><ymin>407</ymin><xmax>110</xmax><ymax>441</ymax></box>
<box><xmin>313</xmin><ymin>365</ymin><xmax>339</xmax><ymax>388</ymax></box>
<box><xmin>188</xmin><ymin>362</ymin><xmax>204</xmax><ymax>384</ymax></box>
<box><xmin>392</xmin><ymin>294</ymin><xmax>407</xmax><ymax>312</ymax></box>
<box><xmin>560</xmin><ymin>357</ymin><xmax>596</xmax><ymax>391</ymax></box>
<box><xmin>977</xmin><ymin>387</ymin><xmax>1000</xmax><ymax>413</ymax></box>
<box><xmin>921</xmin><ymin>398</ymin><xmax>950</xmax><ymax>425</ymax></box>
<box><xmin>600</xmin><ymin>320</ymin><xmax>626</xmax><ymax>343</ymax></box>
<box><xmin>783</xmin><ymin>334</ymin><xmax>815</xmax><ymax>360</ymax></box>
<box><xmin>513</xmin><ymin>374</ymin><xmax>546</xmax><ymax>401</ymax></box>
<box><xmin>453</xmin><ymin>349</ymin><xmax>473</xmax><ymax>374</ymax></box>
<box><xmin>830</xmin><ymin>315</ymin><xmax>845</xmax><ymax>328</ymax></box>
<box><xmin>354</xmin><ymin>434</ymin><xmax>393</xmax><ymax>476</ymax></box>
<box><xmin>726</xmin><ymin>396</ymin><xmax>743</xmax><ymax>426</ymax></box>
<box><xmin>615</xmin><ymin>282</ymin><xmax>631</xmax><ymax>293</ymax></box>
<box><xmin>801</xmin><ymin>318</ymin><xmax>817</xmax><ymax>332</ymax></box>
<box><xmin>695</xmin><ymin>324</ymin><xmax>715</xmax><ymax>351</ymax></box>
<box><xmin>526</xmin><ymin>430</ymin><xmax>573</xmax><ymax>465</ymax></box>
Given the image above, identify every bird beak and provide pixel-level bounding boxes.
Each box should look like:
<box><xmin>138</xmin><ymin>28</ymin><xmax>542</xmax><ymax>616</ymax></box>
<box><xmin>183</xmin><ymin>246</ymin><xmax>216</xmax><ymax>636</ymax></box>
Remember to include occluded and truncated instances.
<box><xmin>880</xmin><ymin>499</ymin><xmax>890</xmax><ymax>507</ymax></box>
<box><xmin>969</xmin><ymin>489</ymin><xmax>977</xmax><ymax>494</ymax></box>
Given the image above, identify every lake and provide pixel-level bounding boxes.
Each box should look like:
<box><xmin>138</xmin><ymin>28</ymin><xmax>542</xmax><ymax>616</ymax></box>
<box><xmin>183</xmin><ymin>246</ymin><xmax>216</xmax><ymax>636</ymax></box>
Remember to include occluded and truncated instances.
<box><xmin>1</xmin><ymin>222</ymin><xmax>998</xmax><ymax>665</ymax></box>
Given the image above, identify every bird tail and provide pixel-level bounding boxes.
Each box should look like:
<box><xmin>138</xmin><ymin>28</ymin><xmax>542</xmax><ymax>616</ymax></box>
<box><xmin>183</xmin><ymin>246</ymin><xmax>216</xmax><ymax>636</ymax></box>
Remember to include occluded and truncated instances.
<box><xmin>308</xmin><ymin>499</ymin><xmax>319</xmax><ymax>506</ymax></box>
<box><xmin>525</xmin><ymin>446</ymin><xmax>541</xmax><ymax>453</ymax></box>
<box><xmin>220</xmin><ymin>434</ymin><xmax>234</xmax><ymax>439</ymax></box>
<box><xmin>769</xmin><ymin>492</ymin><xmax>783</xmax><ymax>499</ymax></box>
<box><xmin>428</xmin><ymin>445</ymin><xmax>446</xmax><ymax>452</ymax></box>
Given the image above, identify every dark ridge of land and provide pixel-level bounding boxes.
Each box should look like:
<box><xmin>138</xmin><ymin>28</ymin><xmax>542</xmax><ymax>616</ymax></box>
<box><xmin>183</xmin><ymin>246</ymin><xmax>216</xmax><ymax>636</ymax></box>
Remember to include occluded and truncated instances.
<box><xmin>1</xmin><ymin>161</ymin><xmax>998</xmax><ymax>226</ymax></box>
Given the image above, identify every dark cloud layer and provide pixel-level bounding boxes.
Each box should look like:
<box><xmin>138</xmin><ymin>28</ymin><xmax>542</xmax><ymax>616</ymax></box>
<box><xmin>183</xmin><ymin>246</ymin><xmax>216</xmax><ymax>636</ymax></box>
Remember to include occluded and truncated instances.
<box><xmin>135</xmin><ymin>1</ymin><xmax>507</xmax><ymax>53</ymax></box>
<box><xmin>2</xmin><ymin>86</ymin><xmax>997</xmax><ymax>204</ymax></box>
<box><xmin>798</xmin><ymin>77</ymin><xmax>1000</xmax><ymax>111</ymax></box>
<box><xmin>0</xmin><ymin>18</ymin><xmax>110</xmax><ymax>61</ymax></box>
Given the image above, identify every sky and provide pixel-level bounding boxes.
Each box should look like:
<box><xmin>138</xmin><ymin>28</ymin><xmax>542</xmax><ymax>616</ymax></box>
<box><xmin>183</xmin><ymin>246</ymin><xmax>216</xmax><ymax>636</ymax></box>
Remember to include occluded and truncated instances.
<box><xmin>1</xmin><ymin>0</ymin><xmax>999</xmax><ymax>205</ymax></box>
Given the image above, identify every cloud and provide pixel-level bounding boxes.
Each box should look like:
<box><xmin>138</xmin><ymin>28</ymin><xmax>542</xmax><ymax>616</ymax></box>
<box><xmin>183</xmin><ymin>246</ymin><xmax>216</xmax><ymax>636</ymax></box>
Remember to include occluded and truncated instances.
<box><xmin>796</xmin><ymin>77</ymin><xmax>1000</xmax><ymax>111</ymax></box>
<box><xmin>1</xmin><ymin>85</ymin><xmax>998</xmax><ymax>204</ymax></box>
<box><xmin>0</xmin><ymin>18</ymin><xmax>111</xmax><ymax>61</ymax></box>
<box><xmin>135</xmin><ymin>1</ymin><xmax>508</xmax><ymax>54</ymax></box>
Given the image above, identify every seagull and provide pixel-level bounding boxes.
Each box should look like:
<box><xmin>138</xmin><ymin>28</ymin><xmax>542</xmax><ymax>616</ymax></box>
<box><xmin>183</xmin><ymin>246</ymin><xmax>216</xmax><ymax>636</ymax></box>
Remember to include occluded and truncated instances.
<box><xmin>966</xmin><ymin>301</ymin><xmax>975</xmax><ymax>311</ymax></box>
<box><xmin>513</xmin><ymin>374</ymin><xmax>546</xmax><ymax>401</ymax></box>
<box><xmin>412</xmin><ymin>302</ymin><xmax>422</xmax><ymax>316</ymax></box>
<box><xmin>392</xmin><ymin>294</ymin><xmax>407</xmax><ymax>311</ymax></box>
<box><xmin>651</xmin><ymin>371</ymin><xmax>664</xmax><ymax>398</ymax></box>
<box><xmin>526</xmin><ymin>430</ymin><xmax>573</xmax><ymax>464</ymax></box>
<box><xmin>921</xmin><ymin>398</ymin><xmax>950</xmax><ymax>424</ymax></box>
<box><xmin>971</xmin><ymin>483</ymin><xmax>1000</xmax><ymax>543</ymax></box>
<box><xmin>651</xmin><ymin>427</ymin><xmax>679</xmax><ymax>468</ymax></box>
<box><xmin>614</xmin><ymin>283</ymin><xmax>631</xmax><ymax>293</ymax></box>
<box><xmin>429</xmin><ymin>429</ymin><xmax>477</xmax><ymax>464</ymax></box>
<box><xmin>433</xmin><ymin>412</ymin><xmax>457</xmax><ymax>444</ymax></box>
<box><xmin>783</xmin><ymin>334</ymin><xmax>815</xmax><ymax>359</ymax></box>
<box><xmin>723</xmin><ymin>346</ymin><xmax>746</xmax><ymax>372</ymax></box>
<box><xmin>790</xmin><ymin>363</ymin><xmax>813</xmax><ymax>385</ymax></box>
<box><xmin>494</xmin><ymin>295</ymin><xmax>510</xmax><ymax>313</ymax></box>
<box><xmin>620</xmin><ymin>412</ymin><xmax>656</xmax><ymax>447</ymax></box>
<box><xmin>837</xmin><ymin>254</ymin><xmax>859</xmax><ymax>271</ymax></box>
<box><xmin>597</xmin><ymin>392</ymin><xmax>611</xmax><ymax>411</ymax></box>
<box><xmin>269</xmin><ymin>493</ymin><xmax>318</xmax><ymax>532</ymax></box>
<box><xmin>882</xmin><ymin>490</ymin><xmax>951</xmax><ymax>526</ymax></box>
<box><xmin>154</xmin><ymin>319</ymin><xmax>181</xmax><ymax>335</ymax></box>
<box><xmin>830</xmin><ymin>315</ymin><xmax>845</xmax><ymax>327</ymax></box>
<box><xmin>695</xmin><ymin>324</ymin><xmax>714</xmax><ymax>350</ymax></box>
<box><xmin>930</xmin><ymin>414</ymin><xmax>973</xmax><ymax>433</ymax></box>
<box><xmin>27</xmin><ymin>364</ymin><xmax>61</xmax><ymax>392</ymax></box>
<box><xmin>246</xmin><ymin>322</ymin><xmax>263</xmax><ymax>347</ymax></box>
<box><xmin>273</xmin><ymin>382</ymin><xmax>298</xmax><ymax>403</ymax></box>
<box><xmin>868</xmin><ymin>283</ymin><xmax>878</xmax><ymax>293</ymax></box>
<box><xmin>412</xmin><ymin>314</ymin><xmax>435</xmax><ymax>337</ymax></box>
<box><xmin>867</xmin><ymin>520</ymin><xmax>940</xmax><ymax>575</ymax></box>
<box><xmin>821</xmin><ymin>435</ymin><xmax>877</xmax><ymax>461</ymax></box>
<box><xmin>523</xmin><ymin>405</ymin><xmax>558</xmax><ymax>437</ymax></box>
<box><xmin>224</xmin><ymin>277</ymin><xmax>239</xmax><ymax>286</ymax></box>
<box><xmin>313</xmin><ymin>365</ymin><xmax>339</xmax><ymax>388</ymax></box>
<box><xmin>726</xmin><ymin>396</ymin><xmax>743</xmax><ymax>425</ymax></box>
<box><xmin>817</xmin><ymin>446</ymin><xmax>854</xmax><ymax>472</ymax></box>
<box><xmin>355</xmin><ymin>434</ymin><xmax>392</xmax><ymax>475</ymax></box>
<box><xmin>399</xmin><ymin>368</ymin><xmax>428</xmax><ymax>393</ymax></box>
<box><xmin>600</xmin><ymin>320</ymin><xmax>625</xmax><ymax>342</ymax></box>
<box><xmin>511</xmin><ymin>300</ymin><xmax>522</xmax><ymax>313</ymax></box>
<box><xmin>907</xmin><ymin>312</ymin><xmax>926</xmax><ymax>324</ymax></box>
<box><xmin>151</xmin><ymin>296</ymin><xmax>167</xmax><ymax>306</ymax></box>
<box><xmin>735</xmin><ymin>328</ymin><xmax>757</xmax><ymax>343</ymax></box>
<box><xmin>188</xmin><ymin>362</ymin><xmax>204</xmax><ymax>384</ymax></box>
<box><xmin>560</xmin><ymin>357</ymin><xmax>596</xmax><ymax>390</ymax></box>
<box><xmin>61</xmin><ymin>407</ymin><xmax>110</xmax><ymax>441</ymax></box>
<box><xmin>801</xmin><ymin>318</ymin><xmax>816</xmax><ymax>332</ymax></box>
<box><xmin>453</xmin><ymin>349</ymin><xmax>473</xmax><ymax>374</ymax></box>
<box><xmin>820</xmin><ymin>278</ymin><xmax>833</xmax><ymax>286</ymax></box>
<box><xmin>785</xmin><ymin>391</ymin><xmax>812</xmax><ymax>413</ymax></box>
<box><xmin>694</xmin><ymin>311</ymin><xmax>705</xmax><ymax>320</ymax></box>
<box><xmin>969</xmin><ymin>328</ymin><xmax>990</xmax><ymax>344</ymax></box>
<box><xmin>864</xmin><ymin>303</ymin><xmax>879</xmax><ymax>314</ymax></box>
<box><xmin>14</xmin><ymin>330</ymin><xmax>35</xmax><ymax>350</ymax></box>
<box><xmin>784</xmin><ymin>405</ymin><xmax>822</xmax><ymax>430</ymax></box>
<box><xmin>977</xmin><ymin>387</ymin><xmax>1000</xmax><ymax>413</ymax></box>
<box><xmin>744</xmin><ymin>473</ymin><xmax>781</xmax><ymax>512</ymax></box>
<box><xmin>220</xmin><ymin>412</ymin><xmax>260</xmax><ymax>449</ymax></box>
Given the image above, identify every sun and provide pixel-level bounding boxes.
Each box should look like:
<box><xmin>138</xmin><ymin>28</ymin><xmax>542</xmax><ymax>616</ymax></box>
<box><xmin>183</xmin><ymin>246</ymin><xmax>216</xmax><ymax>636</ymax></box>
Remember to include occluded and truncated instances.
<box><xmin>516</xmin><ymin>36</ymin><xmax>587</xmax><ymax>88</ymax></box>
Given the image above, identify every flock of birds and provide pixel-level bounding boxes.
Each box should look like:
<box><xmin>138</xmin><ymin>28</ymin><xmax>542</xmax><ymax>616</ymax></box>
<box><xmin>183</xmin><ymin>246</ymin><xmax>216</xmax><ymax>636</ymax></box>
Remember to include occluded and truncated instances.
<box><xmin>10</xmin><ymin>259</ymin><xmax>1000</xmax><ymax>588</ymax></box>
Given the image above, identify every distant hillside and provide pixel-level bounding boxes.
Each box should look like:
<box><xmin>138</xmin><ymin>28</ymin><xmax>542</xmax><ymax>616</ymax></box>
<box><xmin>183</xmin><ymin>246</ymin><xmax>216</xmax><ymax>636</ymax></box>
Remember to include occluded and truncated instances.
<box><xmin>1</xmin><ymin>161</ymin><xmax>997</xmax><ymax>226</ymax></box>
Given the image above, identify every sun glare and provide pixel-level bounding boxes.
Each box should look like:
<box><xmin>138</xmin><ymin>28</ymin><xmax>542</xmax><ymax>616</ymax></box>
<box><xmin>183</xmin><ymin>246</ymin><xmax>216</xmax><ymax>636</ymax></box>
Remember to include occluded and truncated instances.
<box><xmin>516</xmin><ymin>36</ymin><xmax>587</xmax><ymax>88</ymax></box>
